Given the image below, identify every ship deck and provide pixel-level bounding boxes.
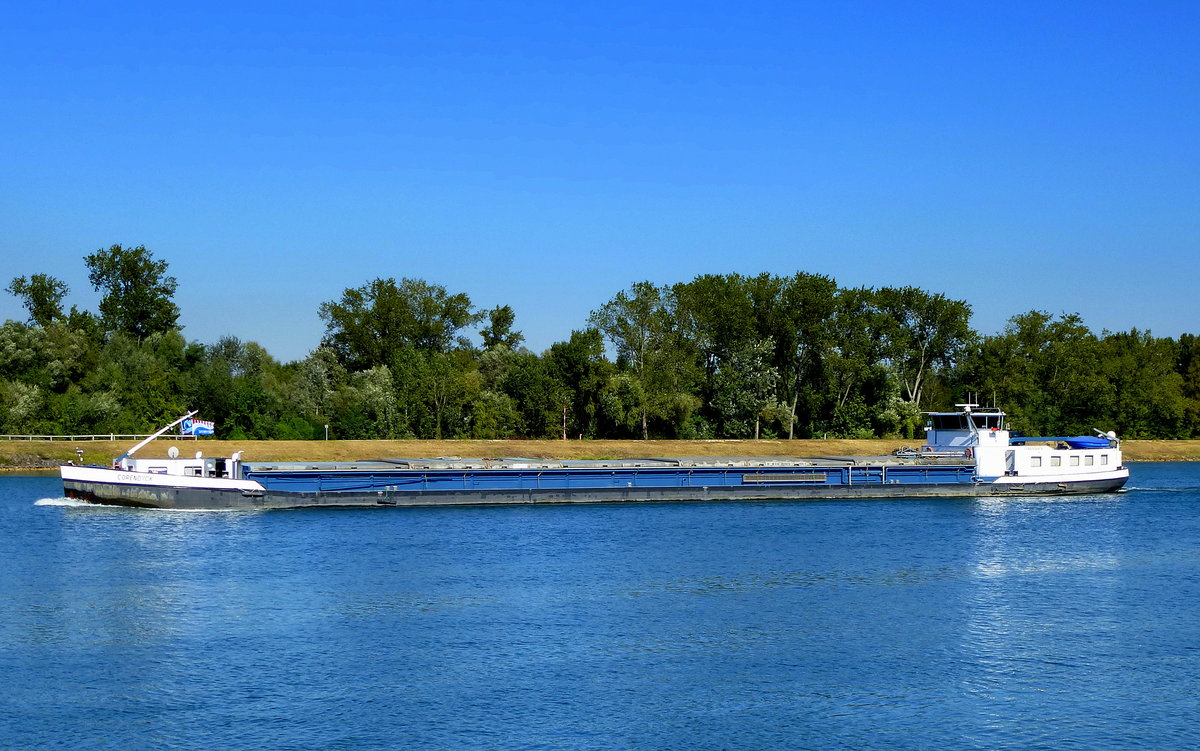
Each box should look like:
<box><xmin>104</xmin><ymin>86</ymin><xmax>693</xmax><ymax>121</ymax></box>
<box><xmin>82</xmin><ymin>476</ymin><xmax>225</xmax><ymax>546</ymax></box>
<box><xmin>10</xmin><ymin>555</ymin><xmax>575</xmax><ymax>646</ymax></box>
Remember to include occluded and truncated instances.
<box><xmin>241</xmin><ymin>455</ymin><xmax>974</xmax><ymax>473</ymax></box>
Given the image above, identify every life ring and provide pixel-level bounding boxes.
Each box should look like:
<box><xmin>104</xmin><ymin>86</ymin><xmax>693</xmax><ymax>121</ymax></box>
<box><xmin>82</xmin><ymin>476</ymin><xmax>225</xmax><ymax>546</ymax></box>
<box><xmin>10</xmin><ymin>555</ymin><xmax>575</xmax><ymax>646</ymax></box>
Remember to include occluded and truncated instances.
<box><xmin>963</xmin><ymin>447</ymin><xmax>973</xmax><ymax>459</ymax></box>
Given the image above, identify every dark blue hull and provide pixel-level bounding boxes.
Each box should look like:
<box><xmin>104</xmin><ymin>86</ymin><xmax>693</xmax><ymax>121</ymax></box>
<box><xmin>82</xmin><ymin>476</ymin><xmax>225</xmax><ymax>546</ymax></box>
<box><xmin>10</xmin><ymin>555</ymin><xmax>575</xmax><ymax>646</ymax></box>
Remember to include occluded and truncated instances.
<box><xmin>63</xmin><ymin>459</ymin><xmax>1129</xmax><ymax>510</ymax></box>
<box><xmin>243</xmin><ymin>462</ymin><xmax>979</xmax><ymax>496</ymax></box>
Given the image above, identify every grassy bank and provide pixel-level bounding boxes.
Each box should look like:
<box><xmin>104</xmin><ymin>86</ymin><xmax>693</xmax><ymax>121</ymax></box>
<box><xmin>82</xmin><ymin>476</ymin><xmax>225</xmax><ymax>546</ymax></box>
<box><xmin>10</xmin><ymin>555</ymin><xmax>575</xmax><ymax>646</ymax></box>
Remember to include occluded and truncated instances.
<box><xmin>4</xmin><ymin>437</ymin><xmax>1199</xmax><ymax>468</ymax></box>
<box><xmin>1120</xmin><ymin>440</ymin><xmax>1200</xmax><ymax>462</ymax></box>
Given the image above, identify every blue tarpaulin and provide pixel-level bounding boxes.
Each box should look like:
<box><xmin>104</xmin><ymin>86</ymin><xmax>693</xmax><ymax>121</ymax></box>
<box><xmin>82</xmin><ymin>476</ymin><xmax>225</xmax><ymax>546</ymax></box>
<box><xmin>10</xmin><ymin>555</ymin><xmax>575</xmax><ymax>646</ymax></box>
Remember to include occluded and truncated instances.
<box><xmin>1010</xmin><ymin>435</ymin><xmax>1111</xmax><ymax>449</ymax></box>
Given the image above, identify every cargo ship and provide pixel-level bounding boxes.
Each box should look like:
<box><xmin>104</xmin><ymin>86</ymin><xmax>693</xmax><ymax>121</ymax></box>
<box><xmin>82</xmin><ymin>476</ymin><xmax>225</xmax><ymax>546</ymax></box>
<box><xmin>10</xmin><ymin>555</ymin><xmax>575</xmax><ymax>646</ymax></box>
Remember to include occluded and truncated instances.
<box><xmin>59</xmin><ymin>405</ymin><xmax>1129</xmax><ymax>510</ymax></box>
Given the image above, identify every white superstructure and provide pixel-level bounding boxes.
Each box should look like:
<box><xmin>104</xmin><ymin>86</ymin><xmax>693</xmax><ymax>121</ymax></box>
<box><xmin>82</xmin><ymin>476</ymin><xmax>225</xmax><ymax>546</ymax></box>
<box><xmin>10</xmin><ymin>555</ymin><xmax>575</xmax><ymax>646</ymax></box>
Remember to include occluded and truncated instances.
<box><xmin>923</xmin><ymin>404</ymin><xmax>1128</xmax><ymax>488</ymax></box>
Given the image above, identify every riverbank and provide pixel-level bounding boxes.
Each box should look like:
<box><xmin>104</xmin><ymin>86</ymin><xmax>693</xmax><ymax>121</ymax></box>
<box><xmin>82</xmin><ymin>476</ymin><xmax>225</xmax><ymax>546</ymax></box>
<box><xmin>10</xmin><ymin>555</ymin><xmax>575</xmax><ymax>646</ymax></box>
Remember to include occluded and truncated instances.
<box><xmin>3</xmin><ymin>437</ymin><xmax>1199</xmax><ymax>469</ymax></box>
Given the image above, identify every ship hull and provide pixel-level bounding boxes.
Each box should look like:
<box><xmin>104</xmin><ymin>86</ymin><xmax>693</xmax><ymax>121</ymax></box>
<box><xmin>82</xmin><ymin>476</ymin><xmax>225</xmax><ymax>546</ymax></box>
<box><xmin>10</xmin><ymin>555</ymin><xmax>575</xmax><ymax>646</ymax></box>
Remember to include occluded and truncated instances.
<box><xmin>61</xmin><ymin>467</ymin><xmax>1129</xmax><ymax>511</ymax></box>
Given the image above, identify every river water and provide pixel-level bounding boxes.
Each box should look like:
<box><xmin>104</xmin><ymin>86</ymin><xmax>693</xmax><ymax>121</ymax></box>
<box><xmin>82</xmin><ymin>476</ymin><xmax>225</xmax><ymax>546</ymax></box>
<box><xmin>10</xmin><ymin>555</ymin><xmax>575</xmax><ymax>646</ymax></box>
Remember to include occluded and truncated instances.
<box><xmin>2</xmin><ymin>465</ymin><xmax>1199</xmax><ymax>750</ymax></box>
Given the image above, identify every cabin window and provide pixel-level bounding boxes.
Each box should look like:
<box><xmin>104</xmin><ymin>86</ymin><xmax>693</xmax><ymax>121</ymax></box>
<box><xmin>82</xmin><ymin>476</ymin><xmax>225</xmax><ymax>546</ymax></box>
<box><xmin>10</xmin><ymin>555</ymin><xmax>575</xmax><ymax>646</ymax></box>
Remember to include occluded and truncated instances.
<box><xmin>1070</xmin><ymin>456</ymin><xmax>1080</xmax><ymax>466</ymax></box>
<box><xmin>1101</xmin><ymin>455</ymin><xmax>1109</xmax><ymax>465</ymax></box>
<box><xmin>1051</xmin><ymin>456</ymin><xmax>1061</xmax><ymax>467</ymax></box>
<box><xmin>931</xmin><ymin>415</ymin><xmax>967</xmax><ymax>430</ymax></box>
<box><xmin>1030</xmin><ymin>456</ymin><xmax>1042</xmax><ymax>468</ymax></box>
<box><xmin>971</xmin><ymin>414</ymin><xmax>1005</xmax><ymax>430</ymax></box>
<box><xmin>1085</xmin><ymin>456</ymin><xmax>1094</xmax><ymax>466</ymax></box>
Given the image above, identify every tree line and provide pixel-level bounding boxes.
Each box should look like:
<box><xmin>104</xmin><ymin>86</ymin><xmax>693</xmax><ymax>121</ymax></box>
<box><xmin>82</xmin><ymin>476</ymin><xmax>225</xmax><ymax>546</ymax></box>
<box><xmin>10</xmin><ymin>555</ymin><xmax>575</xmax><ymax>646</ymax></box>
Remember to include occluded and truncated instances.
<box><xmin>3</xmin><ymin>244</ymin><xmax>1198</xmax><ymax>440</ymax></box>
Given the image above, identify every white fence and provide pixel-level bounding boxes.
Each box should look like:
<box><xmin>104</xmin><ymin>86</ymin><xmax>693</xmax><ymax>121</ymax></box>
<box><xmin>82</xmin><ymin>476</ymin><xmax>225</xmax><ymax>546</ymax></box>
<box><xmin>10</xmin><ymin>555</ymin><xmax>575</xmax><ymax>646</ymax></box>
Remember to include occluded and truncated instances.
<box><xmin>0</xmin><ymin>434</ymin><xmax>201</xmax><ymax>441</ymax></box>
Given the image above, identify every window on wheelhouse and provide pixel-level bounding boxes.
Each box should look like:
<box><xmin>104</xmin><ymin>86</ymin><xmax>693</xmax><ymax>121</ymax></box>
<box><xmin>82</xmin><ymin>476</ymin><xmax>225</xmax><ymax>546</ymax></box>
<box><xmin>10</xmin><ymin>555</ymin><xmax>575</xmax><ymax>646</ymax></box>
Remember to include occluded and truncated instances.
<box><xmin>927</xmin><ymin>413</ymin><xmax>1006</xmax><ymax>431</ymax></box>
<box><xmin>929</xmin><ymin>415</ymin><xmax>967</xmax><ymax>430</ymax></box>
<box><xmin>971</xmin><ymin>413</ymin><xmax>1005</xmax><ymax>430</ymax></box>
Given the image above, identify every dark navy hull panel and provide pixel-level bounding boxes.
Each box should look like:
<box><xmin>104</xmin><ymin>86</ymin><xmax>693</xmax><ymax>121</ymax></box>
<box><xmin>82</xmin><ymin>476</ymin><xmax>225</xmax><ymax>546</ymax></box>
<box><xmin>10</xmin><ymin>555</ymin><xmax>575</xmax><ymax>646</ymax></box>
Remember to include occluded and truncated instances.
<box><xmin>243</xmin><ymin>464</ymin><xmax>979</xmax><ymax>495</ymax></box>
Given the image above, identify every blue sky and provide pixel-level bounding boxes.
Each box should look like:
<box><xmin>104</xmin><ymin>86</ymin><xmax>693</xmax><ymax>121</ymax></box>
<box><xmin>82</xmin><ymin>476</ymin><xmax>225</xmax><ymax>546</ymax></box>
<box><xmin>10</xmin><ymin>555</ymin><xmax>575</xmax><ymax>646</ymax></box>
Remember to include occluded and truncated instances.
<box><xmin>2</xmin><ymin>1</ymin><xmax>1197</xmax><ymax>362</ymax></box>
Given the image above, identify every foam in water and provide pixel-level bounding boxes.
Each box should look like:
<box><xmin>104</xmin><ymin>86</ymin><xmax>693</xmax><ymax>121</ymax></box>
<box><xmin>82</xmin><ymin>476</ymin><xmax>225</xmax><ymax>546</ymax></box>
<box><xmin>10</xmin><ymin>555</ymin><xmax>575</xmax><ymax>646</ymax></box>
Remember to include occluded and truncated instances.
<box><xmin>34</xmin><ymin>497</ymin><xmax>101</xmax><ymax>507</ymax></box>
<box><xmin>34</xmin><ymin>497</ymin><xmax>252</xmax><ymax>513</ymax></box>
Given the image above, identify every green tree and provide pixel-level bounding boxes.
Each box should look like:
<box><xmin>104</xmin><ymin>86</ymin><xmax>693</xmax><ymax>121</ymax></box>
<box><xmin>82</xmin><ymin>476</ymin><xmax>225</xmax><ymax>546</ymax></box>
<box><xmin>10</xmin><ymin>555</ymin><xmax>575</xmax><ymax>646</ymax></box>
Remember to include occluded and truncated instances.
<box><xmin>319</xmin><ymin>277</ymin><xmax>481</xmax><ymax>368</ymax></box>
<box><xmin>0</xmin><ymin>320</ymin><xmax>96</xmax><ymax>396</ymax></box>
<box><xmin>709</xmin><ymin>339</ymin><xmax>782</xmax><ymax>438</ymax></box>
<box><xmin>82</xmin><ymin>332</ymin><xmax>188</xmax><ymax>430</ymax></box>
<box><xmin>1097</xmin><ymin>330</ymin><xmax>1184</xmax><ymax>438</ymax></box>
<box><xmin>0</xmin><ymin>322</ymin><xmax>50</xmax><ymax>387</ymax></box>
<box><xmin>958</xmin><ymin>311</ymin><xmax>1108</xmax><ymax>435</ymax></box>
<box><xmin>480</xmin><ymin>305</ymin><xmax>525</xmax><ymax>350</ymax></box>
<box><xmin>468</xmin><ymin>389</ymin><xmax>521</xmax><ymax>438</ymax></box>
<box><xmin>6</xmin><ymin>274</ymin><xmax>69</xmax><ymax>327</ymax></box>
<box><xmin>751</xmin><ymin>272</ymin><xmax>838</xmax><ymax>438</ymax></box>
<box><xmin>670</xmin><ymin>272</ymin><xmax>841</xmax><ymax>438</ymax></box>
<box><xmin>673</xmin><ymin>273</ymin><xmax>756</xmax><ymax>376</ymax></box>
<box><xmin>1179</xmin><ymin>333</ymin><xmax>1200</xmax><ymax>437</ymax></box>
<box><xmin>0</xmin><ymin>380</ymin><xmax>44</xmax><ymax>433</ymax></box>
<box><xmin>589</xmin><ymin>281</ymin><xmax>698</xmax><ymax>438</ymax></box>
<box><xmin>84</xmin><ymin>244</ymin><xmax>180</xmax><ymax>339</ymax></box>
<box><xmin>416</xmin><ymin>350</ymin><xmax>478</xmax><ymax>438</ymax></box>
<box><xmin>183</xmin><ymin>336</ymin><xmax>292</xmax><ymax>439</ymax></box>
<box><xmin>825</xmin><ymin>288</ymin><xmax>890</xmax><ymax>420</ymax></box>
<box><xmin>290</xmin><ymin>346</ymin><xmax>344</xmax><ymax>420</ymax></box>
<box><xmin>329</xmin><ymin>366</ymin><xmax>404</xmax><ymax>439</ymax></box>
<box><xmin>545</xmin><ymin>328</ymin><xmax>612</xmax><ymax>438</ymax></box>
<box><xmin>499</xmin><ymin>351</ymin><xmax>568</xmax><ymax>438</ymax></box>
<box><xmin>598</xmin><ymin>372</ymin><xmax>648</xmax><ymax>438</ymax></box>
<box><xmin>875</xmin><ymin>286</ymin><xmax>974</xmax><ymax>407</ymax></box>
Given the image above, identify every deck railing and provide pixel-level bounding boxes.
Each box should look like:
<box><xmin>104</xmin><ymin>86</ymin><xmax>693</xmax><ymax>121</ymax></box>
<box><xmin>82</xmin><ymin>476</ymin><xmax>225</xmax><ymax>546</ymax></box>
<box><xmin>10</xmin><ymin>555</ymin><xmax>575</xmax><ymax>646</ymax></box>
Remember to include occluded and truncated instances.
<box><xmin>0</xmin><ymin>434</ymin><xmax>201</xmax><ymax>441</ymax></box>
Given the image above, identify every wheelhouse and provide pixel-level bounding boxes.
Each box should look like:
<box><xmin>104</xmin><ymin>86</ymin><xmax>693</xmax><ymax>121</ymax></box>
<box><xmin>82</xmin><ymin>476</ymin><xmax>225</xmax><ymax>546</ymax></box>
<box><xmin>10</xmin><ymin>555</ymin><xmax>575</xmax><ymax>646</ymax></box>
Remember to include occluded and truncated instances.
<box><xmin>923</xmin><ymin>404</ymin><xmax>1008</xmax><ymax>450</ymax></box>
